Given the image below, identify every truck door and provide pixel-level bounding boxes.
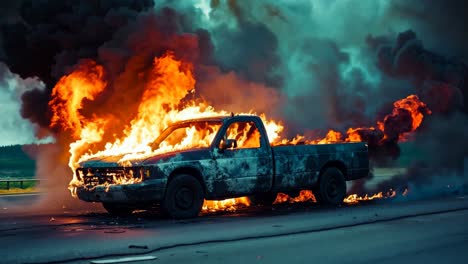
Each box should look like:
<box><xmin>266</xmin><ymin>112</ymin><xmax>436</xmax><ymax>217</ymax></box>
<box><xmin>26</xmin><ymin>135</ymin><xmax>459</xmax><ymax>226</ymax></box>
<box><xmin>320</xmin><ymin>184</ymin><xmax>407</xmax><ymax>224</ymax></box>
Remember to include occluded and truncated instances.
<box><xmin>212</xmin><ymin>119</ymin><xmax>273</xmax><ymax>197</ymax></box>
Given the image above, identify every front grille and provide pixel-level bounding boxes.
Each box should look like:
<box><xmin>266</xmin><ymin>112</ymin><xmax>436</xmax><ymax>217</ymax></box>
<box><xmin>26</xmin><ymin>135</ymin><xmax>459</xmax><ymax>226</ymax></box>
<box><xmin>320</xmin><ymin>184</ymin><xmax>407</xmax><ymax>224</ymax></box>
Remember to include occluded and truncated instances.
<box><xmin>77</xmin><ymin>167</ymin><xmax>145</xmax><ymax>186</ymax></box>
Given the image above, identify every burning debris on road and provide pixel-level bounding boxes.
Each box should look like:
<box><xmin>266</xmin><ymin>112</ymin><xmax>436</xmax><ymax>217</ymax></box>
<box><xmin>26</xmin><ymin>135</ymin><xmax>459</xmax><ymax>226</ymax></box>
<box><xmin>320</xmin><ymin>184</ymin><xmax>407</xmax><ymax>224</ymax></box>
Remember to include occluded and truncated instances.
<box><xmin>0</xmin><ymin>1</ymin><xmax>467</xmax><ymax>213</ymax></box>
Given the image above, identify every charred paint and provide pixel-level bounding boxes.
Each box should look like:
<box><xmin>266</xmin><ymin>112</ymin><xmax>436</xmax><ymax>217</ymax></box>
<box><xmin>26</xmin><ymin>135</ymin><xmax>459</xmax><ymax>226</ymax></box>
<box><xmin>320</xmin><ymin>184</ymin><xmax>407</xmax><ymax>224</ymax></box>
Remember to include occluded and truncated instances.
<box><xmin>211</xmin><ymin>148</ymin><xmax>264</xmax><ymax>198</ymax></box>
<box><xmin>271</xmin><ymin>142</ymin><xmax>369</xmax><ymax>192</ymax></box>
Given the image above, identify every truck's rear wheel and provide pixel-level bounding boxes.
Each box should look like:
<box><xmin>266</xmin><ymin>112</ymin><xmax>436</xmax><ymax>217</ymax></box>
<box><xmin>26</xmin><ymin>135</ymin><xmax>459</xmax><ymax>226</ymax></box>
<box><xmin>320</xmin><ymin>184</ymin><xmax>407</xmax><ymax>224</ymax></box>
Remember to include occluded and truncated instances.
<box><xmin>162</xmin><ymin>174</ymin><xmax>204</xmax><ymax>219</ymax></box>
<box><xmin>249</xmin><ymin>192</ymin><xmax>277</xmax><ymax>206</ymax></box>
<box><xmin>102</xmin><ymin>203</ymin><xmax>134</xmax><ymax>216</ymax></box>
<box><xmin>314</xmin><ymin>167</ymin><xmax>346</xmax><ymax>206</ymax></box>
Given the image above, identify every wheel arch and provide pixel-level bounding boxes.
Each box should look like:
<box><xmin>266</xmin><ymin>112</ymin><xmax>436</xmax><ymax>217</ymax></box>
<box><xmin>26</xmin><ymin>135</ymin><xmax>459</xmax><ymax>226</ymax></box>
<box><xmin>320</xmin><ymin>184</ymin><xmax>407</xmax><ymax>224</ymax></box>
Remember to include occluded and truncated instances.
<box><xmin>167</xmin><ymin>166</ymin><xmax>207</xmax><ymax>196</ymax></box>
<box><xmin>318</xmin><ymin>160</ymin><xmax>348</xmax><ymax>182</ymax></box>
<box><xmin>314</xmin><ymin>160</ymin><xmax>348</xmax><ymax>206</ymax></box>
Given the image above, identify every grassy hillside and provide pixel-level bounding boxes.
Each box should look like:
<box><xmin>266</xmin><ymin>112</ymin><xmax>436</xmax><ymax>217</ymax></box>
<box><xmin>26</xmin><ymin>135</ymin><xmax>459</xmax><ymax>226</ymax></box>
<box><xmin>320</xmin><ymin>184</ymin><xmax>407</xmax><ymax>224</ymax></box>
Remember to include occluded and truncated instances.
<box><xmin>0</xmin><ymin>145</ymin><xmax>36</xmax><ymax>178</ymax></box>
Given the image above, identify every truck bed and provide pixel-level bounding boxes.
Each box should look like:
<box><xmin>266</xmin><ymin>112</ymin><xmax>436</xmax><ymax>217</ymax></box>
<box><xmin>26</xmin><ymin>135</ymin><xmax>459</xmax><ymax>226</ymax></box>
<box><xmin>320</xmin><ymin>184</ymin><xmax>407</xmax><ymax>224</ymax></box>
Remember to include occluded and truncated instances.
<box><xmin>271</xmin><ymin>143</ymin><xmax>368</xmax><ymax>192</ymax></box>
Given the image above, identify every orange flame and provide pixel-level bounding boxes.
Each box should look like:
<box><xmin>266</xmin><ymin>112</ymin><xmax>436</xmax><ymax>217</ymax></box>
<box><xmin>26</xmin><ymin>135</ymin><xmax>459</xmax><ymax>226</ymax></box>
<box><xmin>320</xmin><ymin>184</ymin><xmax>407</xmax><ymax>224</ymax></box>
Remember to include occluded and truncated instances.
<box><xmin>343</xmin><ymin>189</ymin><xmax>398</xmax><ymax>204</ymax></box>
<box><xmin>49</xmin><ymin>60</ymin><xmax>106</xmax><ymax>138</ymax></box>
<box><xmin>345</xmin><ymin>127</ymin><xmax>368</xmax><ymax>142</ymax></box>
<box><xmin>346</xmin><ymin>95</ymin><xmax>431</xmax><ymax>143</ymax></box>
<box><xmin>274</xmin><ymin>189</ymin><xmax>403</xmax><ymax>205</ymax></box>
<box><xmin>315</xmin><ymin>130</ymin><xmax>343</xmax><ymax>144</ymax></box>
<box><xmin>273</xmin><ymin>190</ymin><xmax>316</xmax><ymax>204</ymax></box>
<box><xmin>202</xmin><ymin>197</ymin><xmax>251</xmax><ymax>212</ymax></box>
<box><xmin>394</xmin><ymin>95</ymin><xmax>432</xmax><ymax>130</ymax></box>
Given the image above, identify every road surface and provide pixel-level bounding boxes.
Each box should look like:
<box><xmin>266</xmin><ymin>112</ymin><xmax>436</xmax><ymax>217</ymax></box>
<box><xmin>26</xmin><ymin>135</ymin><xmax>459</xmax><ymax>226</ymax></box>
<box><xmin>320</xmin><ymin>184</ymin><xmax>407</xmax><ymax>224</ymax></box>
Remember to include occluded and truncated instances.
<box><xmin>0</xmin><ymin>194</ymin><xmax>467</xmax><ymax>263</ymax></box>
<box><xmin>149</xmin><ymin>206</ymin><xmax>468</xmax><ymax>264</ymax></box>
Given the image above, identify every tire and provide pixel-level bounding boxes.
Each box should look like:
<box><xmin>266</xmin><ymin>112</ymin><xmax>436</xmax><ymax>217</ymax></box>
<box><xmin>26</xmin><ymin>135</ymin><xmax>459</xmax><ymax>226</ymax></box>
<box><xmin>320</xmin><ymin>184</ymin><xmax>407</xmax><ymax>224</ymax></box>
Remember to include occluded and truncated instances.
<box><xmin>162</xmin><ymin>174</ymin><xmax>204</xmax><ymax>219</ymax></box>
<box><xmin>102</xmin><ymin>203</ymin><xmax>134</xmax><ymax>216</ymax></box>
<box><xmin>314</xmin><ymin>167</ymin><xmax>346</xmax><ymax>206</ymax></box>
<box><xmin>249</xmin><ymin>192</ymin><xmax>277</xmax><ymax>206</ymax></box>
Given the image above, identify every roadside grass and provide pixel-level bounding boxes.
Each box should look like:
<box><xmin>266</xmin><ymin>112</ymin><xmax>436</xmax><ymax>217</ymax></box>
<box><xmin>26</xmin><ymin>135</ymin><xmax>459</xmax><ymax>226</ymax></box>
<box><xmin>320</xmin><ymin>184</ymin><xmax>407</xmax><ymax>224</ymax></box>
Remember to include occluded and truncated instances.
<box><xmin>0</xmin><ymin>145</ymin><xmax>39</xmax><ymax>195</ymax></box>
<box><xmin>0</xmin><ymin>181</ymin><xmax>38</xmax><ymax>195</ymax></box>
<box><xmin>0</xmin><ymin>187</ymin><xmax>38</xmax><ymax>195</ymax></box>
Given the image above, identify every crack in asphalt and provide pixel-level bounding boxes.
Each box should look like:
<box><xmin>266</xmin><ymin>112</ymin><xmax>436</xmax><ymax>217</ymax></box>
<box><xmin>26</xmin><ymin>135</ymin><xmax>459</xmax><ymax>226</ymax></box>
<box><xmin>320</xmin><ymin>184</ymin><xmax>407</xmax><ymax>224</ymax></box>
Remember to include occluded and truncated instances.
<box><xmin>27</xmin><ymin>206</ymin><xmax>468</xmax><ymax>264</ymax></box>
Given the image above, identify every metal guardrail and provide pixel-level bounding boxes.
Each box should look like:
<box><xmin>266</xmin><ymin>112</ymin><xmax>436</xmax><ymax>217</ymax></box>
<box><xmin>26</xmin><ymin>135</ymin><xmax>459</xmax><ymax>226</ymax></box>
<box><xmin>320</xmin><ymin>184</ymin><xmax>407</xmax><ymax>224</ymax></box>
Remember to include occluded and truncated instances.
<box><xmin>0</xmin><ymin>179</ymin><xmax>44</xmax><ymax>190</ymax></box>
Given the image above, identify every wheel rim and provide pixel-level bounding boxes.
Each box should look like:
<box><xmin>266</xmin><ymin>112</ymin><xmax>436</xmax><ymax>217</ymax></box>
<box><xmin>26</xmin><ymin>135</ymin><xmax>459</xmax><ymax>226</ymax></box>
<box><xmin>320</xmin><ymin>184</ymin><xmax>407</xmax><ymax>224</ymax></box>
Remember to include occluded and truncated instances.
<box><xmin>326</xmin><ymin>177</ymin><xmax>339</xmax><ymax>199</ymax></box>
<box><xmin>175</xmin><ymin>187</ymin><xmax>194</xmax><ymax>209</ymax></box>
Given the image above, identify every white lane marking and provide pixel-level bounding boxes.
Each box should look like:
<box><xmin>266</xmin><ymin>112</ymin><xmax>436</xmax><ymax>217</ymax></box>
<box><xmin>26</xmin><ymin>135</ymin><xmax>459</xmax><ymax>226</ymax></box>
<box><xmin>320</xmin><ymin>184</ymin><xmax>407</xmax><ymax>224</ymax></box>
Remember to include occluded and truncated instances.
<box><xmin>90</xmin><ymin>256</ymin><xmax>157</xmax><ymax>264</ymax></box>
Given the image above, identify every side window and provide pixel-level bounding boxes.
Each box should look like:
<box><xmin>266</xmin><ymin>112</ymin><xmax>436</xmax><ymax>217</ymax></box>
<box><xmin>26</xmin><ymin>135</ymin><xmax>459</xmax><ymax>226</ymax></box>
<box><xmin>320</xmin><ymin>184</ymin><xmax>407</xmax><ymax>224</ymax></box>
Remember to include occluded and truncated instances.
<box><xmin>223</xmin><ymin>121</ymin><xmax>261</xmax><ymax>149</ymax></box>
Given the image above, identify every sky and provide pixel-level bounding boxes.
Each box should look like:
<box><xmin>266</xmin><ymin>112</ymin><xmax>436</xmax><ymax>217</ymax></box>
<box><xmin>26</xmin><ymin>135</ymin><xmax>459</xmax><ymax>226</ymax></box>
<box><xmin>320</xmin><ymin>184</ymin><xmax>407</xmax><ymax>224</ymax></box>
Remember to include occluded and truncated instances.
<box><xmin>0</xmin><ymin>63</ymin><xmax>52</xmax><ymax>146</ymax></box>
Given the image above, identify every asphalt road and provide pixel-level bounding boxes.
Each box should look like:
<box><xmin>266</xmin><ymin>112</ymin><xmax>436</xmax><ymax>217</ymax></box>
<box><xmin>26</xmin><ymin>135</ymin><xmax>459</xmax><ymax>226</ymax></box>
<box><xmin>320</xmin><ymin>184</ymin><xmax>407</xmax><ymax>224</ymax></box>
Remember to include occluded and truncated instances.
<box><xmin>148</xmin><ymin>208</ymin><xmax>468</xmax><ymax>264</ymax></box>
<box><xmin>0</xmin><ymin>194</ymin><xmax>467</xmax><ymax>264</ymax></box>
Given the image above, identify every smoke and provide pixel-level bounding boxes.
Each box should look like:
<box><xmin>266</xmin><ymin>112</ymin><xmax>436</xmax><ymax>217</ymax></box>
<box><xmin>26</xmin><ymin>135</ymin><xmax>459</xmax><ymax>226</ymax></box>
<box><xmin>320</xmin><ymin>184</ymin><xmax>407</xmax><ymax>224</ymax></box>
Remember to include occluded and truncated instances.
<box><xmin>368</xmin><ymin>30</ymin><xmax>467</xmax><ymax>112</ymax></box>
<box><xmin>369</xmin><ymin>113</ymin><xmax>468</xmax><ymax>195</ymax></box>
<box><xmin>386</xmin><ymin>0</ymin><xmax>468</xmax><ymax>63</ymax></box>
<box><xmin>360</xmin><ymin>27</ymin><xmax>468</xmax><ymax>195</ymax></box>
<box><xmin>196</xmin><ymin>66</ymin><xmax>285</xmax><ymax>118</ymax></box>
<box><xmin>1</xmin><ymin>0</ymin><xmax>468</xmax><ymax>211</ymax></box>
<box><xmin>0</xmin><ymin>63</ymin><xmax>52</xmax><ymax>146</ymax></box>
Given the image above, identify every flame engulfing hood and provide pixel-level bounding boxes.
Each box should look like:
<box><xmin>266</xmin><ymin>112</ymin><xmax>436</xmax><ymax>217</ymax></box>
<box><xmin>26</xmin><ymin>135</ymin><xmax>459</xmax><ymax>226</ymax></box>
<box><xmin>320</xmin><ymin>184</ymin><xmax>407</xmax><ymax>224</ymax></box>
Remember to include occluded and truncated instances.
<box><xmin>79</xmin><ymin>148</ymin><xmax>211</xmax><ymax>168</ymax></box>
<box><xmin>78</xmin><ymin>155</ymin><xmax>131</xmax><ymax>168</ymax></box>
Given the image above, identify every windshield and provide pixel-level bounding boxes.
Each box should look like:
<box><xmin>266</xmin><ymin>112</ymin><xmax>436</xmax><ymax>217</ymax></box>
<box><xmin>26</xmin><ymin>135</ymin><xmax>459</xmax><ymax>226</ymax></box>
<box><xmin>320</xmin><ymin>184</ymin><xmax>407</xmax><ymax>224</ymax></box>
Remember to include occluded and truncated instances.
<box><xmin>151</xmin><ymin>121</ymin><xmax>223</xmax><ymax>151</ymax></box>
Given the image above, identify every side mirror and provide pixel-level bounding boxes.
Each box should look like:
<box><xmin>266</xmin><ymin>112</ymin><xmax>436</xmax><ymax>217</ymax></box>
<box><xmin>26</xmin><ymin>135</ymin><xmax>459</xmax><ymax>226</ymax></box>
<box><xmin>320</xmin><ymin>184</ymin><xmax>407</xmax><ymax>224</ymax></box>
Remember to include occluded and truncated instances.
<box><xmin>219</xmin><ymin>139</ymin><xmax>237</xmax><ymax>150</ymax></box>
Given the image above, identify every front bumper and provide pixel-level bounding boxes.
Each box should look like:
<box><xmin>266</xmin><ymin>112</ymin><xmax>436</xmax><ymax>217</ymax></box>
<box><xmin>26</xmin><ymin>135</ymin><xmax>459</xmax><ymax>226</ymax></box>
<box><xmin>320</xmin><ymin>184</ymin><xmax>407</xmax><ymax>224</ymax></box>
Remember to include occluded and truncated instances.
<box><xmin>76</xmin><ymin>179</ymin><xmax>167</xmax><ymax>203</ymax></box>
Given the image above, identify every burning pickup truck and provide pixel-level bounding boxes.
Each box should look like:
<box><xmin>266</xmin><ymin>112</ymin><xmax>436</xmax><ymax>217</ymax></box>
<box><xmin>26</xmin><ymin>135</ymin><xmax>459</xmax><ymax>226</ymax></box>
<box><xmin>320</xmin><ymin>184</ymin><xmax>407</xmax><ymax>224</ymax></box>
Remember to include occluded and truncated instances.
<box><xmin>76</xmin><ymin>115</ymin><xmax>369</xmax><ymax>218</ymax></box>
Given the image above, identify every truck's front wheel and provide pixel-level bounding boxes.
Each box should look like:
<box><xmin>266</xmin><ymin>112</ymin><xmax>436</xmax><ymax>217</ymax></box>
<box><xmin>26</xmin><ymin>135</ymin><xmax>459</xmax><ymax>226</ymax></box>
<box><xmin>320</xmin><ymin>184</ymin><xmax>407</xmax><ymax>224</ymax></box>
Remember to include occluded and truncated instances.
<box><xmin>314</xmin><ymin>167</ymin><xmax>346</xmax><ymax>206</ymax></box>
<box><xmin>162</xmin><ymin>174</ymin><xmax>204</xmax><ymax>219</ymax></box>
